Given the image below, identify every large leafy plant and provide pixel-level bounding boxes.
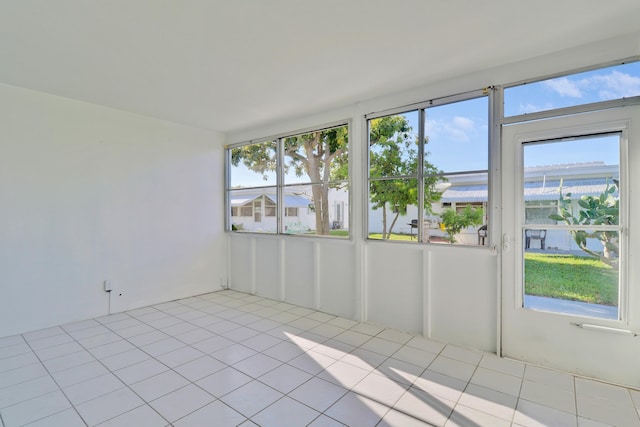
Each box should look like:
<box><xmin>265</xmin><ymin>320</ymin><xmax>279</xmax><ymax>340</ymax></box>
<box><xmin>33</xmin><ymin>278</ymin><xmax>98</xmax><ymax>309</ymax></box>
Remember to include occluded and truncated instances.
<box><xmin>439</xmin><ymin>205</ymin><xmax>484</xmax><ymax>243</ymax></box>
<box><xmin>549</xmin><ymin>179</ymin><xmax>619</xmax><ymax>268</ymax></box>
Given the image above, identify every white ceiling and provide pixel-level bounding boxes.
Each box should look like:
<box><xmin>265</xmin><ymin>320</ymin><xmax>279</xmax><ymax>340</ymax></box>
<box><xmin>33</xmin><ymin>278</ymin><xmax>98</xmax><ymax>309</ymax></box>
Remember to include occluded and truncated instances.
<box><xmin>2</xmin><ymin>0</ymin><xmax>640</xmax><ymax>133</ymax></box>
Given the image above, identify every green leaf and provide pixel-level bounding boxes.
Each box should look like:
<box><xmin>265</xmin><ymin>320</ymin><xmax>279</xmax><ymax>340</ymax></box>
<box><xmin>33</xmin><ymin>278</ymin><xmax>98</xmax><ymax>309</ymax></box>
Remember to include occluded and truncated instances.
<box><xmin>578</xmin><ymin>199</ymin><xmax>590</xmax><ymax>209</ymax></box>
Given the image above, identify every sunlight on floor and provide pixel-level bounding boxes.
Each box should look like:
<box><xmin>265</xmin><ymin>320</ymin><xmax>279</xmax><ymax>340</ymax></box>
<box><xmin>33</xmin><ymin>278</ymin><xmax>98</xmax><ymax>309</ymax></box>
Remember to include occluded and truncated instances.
<box><xmin>0</xmin><ymin>290</ymin><xmax>638</xmax><ymax>426</ymax></box>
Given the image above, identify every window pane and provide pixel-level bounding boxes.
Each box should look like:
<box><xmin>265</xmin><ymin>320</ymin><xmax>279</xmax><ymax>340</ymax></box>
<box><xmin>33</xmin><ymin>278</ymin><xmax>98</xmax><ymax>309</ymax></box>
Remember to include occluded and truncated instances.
<box><xmin>230</xmin><ymin>140</ymin><xmax>277</xmax><ymax>188</ymax></box>
<box><xmin>424</xmin><ymin>97</ymin><xmax>488</xmax><ymax>173</ymax></box>
<box><xmin>369</xmin><ymin>111</ymin><xmax>419</xmax><ymax>179</ymax></box>
<box><xmin>283</xmin><ymin>125</ymin><xmax>349</xmax><ymax>185</ymax></box>
<box><xmin>505</xmin><ymin>62</ymin><xmax>640</xmax><ymax>117</ymax></box>
<box><xmin>522</xmin><ymin>133</ymin><xmax>621</xmax><ymax>320</ymax></box>
<box><xmin>524</xmin><ymin>229</ymin><xmax>619</xmax><ymax>320</ymax></box>
<box><xmin>523</xmin><ymin>134</ymin><xmax>620</xmax><ymax>226</ymax></box>
<box><xmin>525</xmin><ymin>201</ymin><xmax>558</xmax><ymax>225</ymax></box>
<box><xmin>368</xmin><ymin>178</ymin><xmax>418</xmax><ymax>241</ymax></box>
<box><xmin>283</xmin><ymin>184</ymin><xmax>348</xmax><ymax>237</ymax></box>
<box><xmin>367</xmin><ymin>97</ymin><xmax>489</xmax><ymax>246</ymax></box>
<box><xmin>228</xmin><ymin>188</ymin><xmax>277</xmax><ymax>234</ymax></box>
<box><xmin>265</xmin><ymin>198</ymin><xmax>276</xmax><ymax>217</ymax></box>
<box><xmin>433</xmin><ymin>173</ymin><xmax>487</xmax><ymax>245</ymax></box>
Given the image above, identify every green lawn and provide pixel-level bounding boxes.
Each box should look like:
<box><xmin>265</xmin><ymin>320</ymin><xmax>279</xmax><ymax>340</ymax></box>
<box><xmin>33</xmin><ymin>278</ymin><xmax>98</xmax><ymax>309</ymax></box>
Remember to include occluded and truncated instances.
<box><xmin>524</xmin><ymin>252</ymin><xmax>618</xmax><ymax>306</ymax></box>
<box><xmin>309</xmin><ymin>230</ymin><xmax>415</xmax><ymax>240</ymax></box>
<box><xmin>367</xmin><ymin>233</ymin><xmax>415</xmax><ymax>241</ymax></box>
<box><xmin>304</xmin><ymin>230</ymin><xmax>413</xmax><ymax>239</ymax></box>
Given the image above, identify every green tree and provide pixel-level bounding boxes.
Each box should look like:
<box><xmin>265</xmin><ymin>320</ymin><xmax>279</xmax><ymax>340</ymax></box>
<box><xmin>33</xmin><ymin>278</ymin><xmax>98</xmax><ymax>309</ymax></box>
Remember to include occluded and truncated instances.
<box><xmin>368</xmin><ymin>116</ymin><xmax>442</xmax><ymax>239</ymax></box>
<box><xmin>439</xmin><ymin>205</ymin><xmax>484</xmax><ymax>243</ymax></box>
<box><xmin>549</xmin><ymin>179</ymin><xmax>619</xmax><ymax>268</ymax></box>
<box><xmin>231</xmin><ymin>126</ymin><xmax>348</xmax><ymax>235</ymax></box>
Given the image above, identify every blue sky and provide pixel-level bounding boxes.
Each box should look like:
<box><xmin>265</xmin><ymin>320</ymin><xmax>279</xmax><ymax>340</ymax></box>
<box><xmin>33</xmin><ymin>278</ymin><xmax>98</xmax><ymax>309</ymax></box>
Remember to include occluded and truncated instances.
<box><xmin>505</xmin><ymin>62</ymin><xmax>640</xmax><ymax>116</ymax></box>
<box><xmin>413</xmin><ymin>62</ymin><xmax>638</xmax><ymax>172</ymax></box>
<box><xmin>411</xmin><ymin>96</ymin><xmax>488</xmax><ymax>173</ymax></box>
<box><xmin>524</xmin><ymin>135</ymin><xmax>619</xmax><ymax>168</ymax></box>
<box><xmin>231</xmin><ymin>62</ymin><xmax>638</xmax><ymax>187</ymax></box>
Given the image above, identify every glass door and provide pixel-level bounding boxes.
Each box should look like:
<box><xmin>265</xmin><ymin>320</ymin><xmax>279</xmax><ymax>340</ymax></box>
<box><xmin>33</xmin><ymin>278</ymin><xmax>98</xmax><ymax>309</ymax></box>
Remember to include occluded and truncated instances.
<box><xmin>501</xmin><ymin>107</ymin><xmax>640</xmax><ymax>388</ymax></box>
<box><xmin>522</xmin><ymin>134</ymin><xmax>622</xmax><ymax>320</ymax></box>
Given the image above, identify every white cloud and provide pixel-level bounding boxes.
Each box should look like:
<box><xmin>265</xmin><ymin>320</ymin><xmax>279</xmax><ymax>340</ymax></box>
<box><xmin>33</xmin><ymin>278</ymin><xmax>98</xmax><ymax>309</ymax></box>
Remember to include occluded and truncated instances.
<box><xmin>517</xmin><ymin>102</ymin><xmax>555</xmax><ymax>114</ymax></box>
<box><xmin>544</xmin><ymin>77</ymin><xmax>582</xmax><ymax>98</ymax></box>
<box><xmin>518</xmin><ymin>103</ymin><xmax>541</xmax><ymax>114</ymax></box>
<box><xmin>425</xmin><ymin>116</ymin><xmax>476</xmax><ymax>142</ymax></box>
<box><xmin>590</xmin><ymin>70</ymin><xmax>640</xmax><ymax>100</ymax></box>
<box><xmin>452</xmin><ymin>116</ymin><xmax>474</xmax><ymax>130</ymax></box>
<box><xmin>424</xmin><ymin>118</ymin><xmax>441</xmax><ymax>137</ymax></box>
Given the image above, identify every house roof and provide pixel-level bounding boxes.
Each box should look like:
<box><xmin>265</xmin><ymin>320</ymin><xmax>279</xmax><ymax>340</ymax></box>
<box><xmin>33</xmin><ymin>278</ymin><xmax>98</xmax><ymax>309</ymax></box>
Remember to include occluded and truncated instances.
<box><xmin>229</xmin><ymin>193</ymin><xmax>310</xmax><ymax>208</ymax></box>
<box><xmin>440</xmin><ymin>172</ymin><xmax>613</xmax><ymax>203</ymax></box>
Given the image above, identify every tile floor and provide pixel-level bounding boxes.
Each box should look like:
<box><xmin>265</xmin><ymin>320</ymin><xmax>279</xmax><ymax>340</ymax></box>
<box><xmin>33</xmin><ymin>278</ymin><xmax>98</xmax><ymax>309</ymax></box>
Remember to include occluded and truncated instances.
<box><xmin>1</xmin><ymin>290</ymin><xmax>639</xmax><ymax>427</ymax></box>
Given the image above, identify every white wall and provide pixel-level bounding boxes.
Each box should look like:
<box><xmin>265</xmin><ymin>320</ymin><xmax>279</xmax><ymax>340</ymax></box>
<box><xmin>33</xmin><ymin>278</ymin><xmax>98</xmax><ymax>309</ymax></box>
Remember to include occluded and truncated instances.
<box><xmin>0</xmin><ymin>84</ymin><xmax>226</xmax><ymax>337</ymax></box>
<box><xmin>228</xmin><ymin>235</ymin><xmax>359</xmax><ymax>320</ymax></box>
<box><xmin>228</xmin><ymin>234</ymin><xmax>497</xmax><ymax>351</ymax></box>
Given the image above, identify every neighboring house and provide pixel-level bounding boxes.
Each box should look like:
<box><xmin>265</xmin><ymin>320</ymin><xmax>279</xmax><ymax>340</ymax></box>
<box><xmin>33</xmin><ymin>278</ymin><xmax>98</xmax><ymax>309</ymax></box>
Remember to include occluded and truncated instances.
<box><xmin>230</xmin><ymin>188</ymin><xmax>349</xmax><ymax>234</ymax></box>
<box><xmin>369</xmin><ymin>162</ymin><xmax>619</xmax><ymax>248</ymax></box>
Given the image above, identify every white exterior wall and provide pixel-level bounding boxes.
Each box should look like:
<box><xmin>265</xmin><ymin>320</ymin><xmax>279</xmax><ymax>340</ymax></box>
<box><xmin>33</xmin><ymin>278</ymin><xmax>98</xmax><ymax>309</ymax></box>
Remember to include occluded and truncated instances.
<box><xmin>0</xmin><ymin>84</ymin><xmax>226</xmax><ymax>337</ymax></box>
<box><xmin>232</xmin><ymin>209</ymin><xmax>316</xmax><ymax>234</ymax></box>
<box><xmin>231</xmin><ymin>188</ymin><xmax>350</xmax><ymax>234</ymax></box>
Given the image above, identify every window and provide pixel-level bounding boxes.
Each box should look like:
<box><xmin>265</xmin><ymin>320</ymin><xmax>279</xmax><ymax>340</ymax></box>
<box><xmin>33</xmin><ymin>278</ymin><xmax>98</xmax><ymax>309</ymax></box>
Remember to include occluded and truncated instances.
<box><xmin>231</xmin><ymin>206</ymin><xmax>253</xmax><ymax>217</ymax></box>
<box><xmin>525</xmin><ymin>201</ymin><xmax>558</xmax><ymax>225</ymax></box>
<box><xmin>265</xmin><ymin>198</ymin><xmax>276</xmax><ymax>217</ymax></box>
<box><xmin>455</xmin><ymin>202</ymin><xmax>484</xmax><ymax>214</ymax></box>
<box><xmin>367</xmin><ymin>92</ymin><xmax>489</xmax><ymax>245</ymax></box>
<box><xmin>228</xmin><ymin>140</ymin><xmax>277</xmax><ymax>233</ymax></box>
<box><xmin>504</xmin><ymin>61</ymin><xmax>640</xmax><ymax>118</ymax></box>
<box><xmin>226</xmin><ymin>123</ymin><xmax>349</xmax><ymax>238</ymax></box>
<box><xmin>522</xmin><ymin>134</ymin><xmax>622</xmax><ymax>319</ymax></box>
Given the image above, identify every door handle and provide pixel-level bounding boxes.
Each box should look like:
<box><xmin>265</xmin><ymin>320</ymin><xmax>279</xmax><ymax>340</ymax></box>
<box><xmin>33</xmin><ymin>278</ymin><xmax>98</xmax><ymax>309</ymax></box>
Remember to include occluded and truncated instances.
<box><xmin>503</xmin><ymin>233</ymin><xmax>511</xmax><ymax>252</ymax></box>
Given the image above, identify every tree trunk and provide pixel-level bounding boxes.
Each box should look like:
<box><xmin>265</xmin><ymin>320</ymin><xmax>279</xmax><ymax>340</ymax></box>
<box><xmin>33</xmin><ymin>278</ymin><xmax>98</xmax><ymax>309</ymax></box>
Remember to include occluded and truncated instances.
<box><xmin>387</xmin><ymin>211</ymin><xmax>401</xmax><ymax>237</ymax></box>
<box><xmin>382</xmin><ymin>207</ymin><xmax>388</xmax><ymax>239</ymax></box>
<box><xmin>310</xmin><ymin>183</ymin><xmax>329</xmax><ymax>235</ymax></box>
<box><xmin>303</xmin><ymin>133</ymin><xmax>331</xmax><ymax>235</ymax></box>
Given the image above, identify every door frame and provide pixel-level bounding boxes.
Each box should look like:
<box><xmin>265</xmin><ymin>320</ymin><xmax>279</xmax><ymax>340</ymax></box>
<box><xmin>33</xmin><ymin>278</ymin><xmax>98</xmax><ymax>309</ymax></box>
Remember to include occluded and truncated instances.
<box><xmin>500</xmin><ymin>107</ymin><xmax>639</xmax><ymax>387</ymax></box>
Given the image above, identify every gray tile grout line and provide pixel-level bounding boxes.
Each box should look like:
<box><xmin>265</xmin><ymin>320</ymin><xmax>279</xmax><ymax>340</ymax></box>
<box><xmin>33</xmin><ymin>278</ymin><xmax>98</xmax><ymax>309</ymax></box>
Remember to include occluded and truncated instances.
<box><xmin>55</xmin><ymin>297</ymin><xmax>246</xmax><ymax>424</ymax></box>
<box><xmin>169</xmin><ymin>293</ymin><xmax>351</xmax><ymax>424</ymax></box>
<box><xmin>215</xmin><ymin>291</ymin><xmax>455</xmax><ymax>426</ymax></box>
<box><xmin>3</xmin><ymin>289</ymin><xmax>637</xmax><ymax>427</ymax></box>
<box><xmin>6</xmin><ymin>306</ymin><xmax>398</xmax><ymax>426</ymax></box>
<box><xmin>88</xmin><ymin>292</ymin><xmax>310</xmax><ymax>424</ymax></box>
<box><xmin>93</xmin><ymin>303</ymin><xmax>227</xmax><ymax>425</ymax></box>
<box><xmin>0</xmin><ymin>311</ymin><xmax>553</xmax><ymax>427</ymax></box>
<box><xmin>154</xmin><ymin>292</ymin><xmax>398</xmax><ymax>425</ymax></box>
<box><xmin>22</xmin><ymin>307</ymin><xmax>195</xmax><ymax>426</ymax></box>
<box><xmin>0</xmin><ymin>292</ymin><xmax>518</xmax><ymax>427</ymax></box>
<box><xmin>13</xmin><ymin>330</ymin><xmax>91</xmax><ymax>427</ymax></box>
<box><xmin>219</xmin><ymin>292</ymin><xmax>356</xmax><ymax>426</ymax></box>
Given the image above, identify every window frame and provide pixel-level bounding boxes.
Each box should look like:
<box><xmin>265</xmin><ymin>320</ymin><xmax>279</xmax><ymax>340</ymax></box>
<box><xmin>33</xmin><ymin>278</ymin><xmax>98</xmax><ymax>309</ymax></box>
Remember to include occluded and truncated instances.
<box><xmin>524</xmin><ymin>200</ymin><xmax>559</xmax><ymax>225</ymax></box>
<box><xmin>225</xmin><ymin>120</ymin><xmax>351</xmax><ymax>239</ymax></box>
<box><xmin>516</xmin><ymin>128</ymin><xmax>627</xmax><ymax>321</ymax></box>
<box><xmin>365</xmin><ymin>88</ymin><xmax>494</xmax><ymax>246</ymax></box>
<box><xmin>503</xmin><ymin>57</ymin><xmax>640</xmax><ymax>124</ymax></box>
<box><xmin>285</xmin><ymin>207</ymin><xmax>299</xmax><ymax>217</ymax></box>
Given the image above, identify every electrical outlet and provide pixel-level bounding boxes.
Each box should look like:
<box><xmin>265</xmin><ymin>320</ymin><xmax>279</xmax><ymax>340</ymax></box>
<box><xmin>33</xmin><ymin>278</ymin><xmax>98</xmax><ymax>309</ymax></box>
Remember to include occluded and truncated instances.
<box><xmin>104</xmin><ymin>280</ymin><xmax>112</xmax><ymax>292</ymax></box>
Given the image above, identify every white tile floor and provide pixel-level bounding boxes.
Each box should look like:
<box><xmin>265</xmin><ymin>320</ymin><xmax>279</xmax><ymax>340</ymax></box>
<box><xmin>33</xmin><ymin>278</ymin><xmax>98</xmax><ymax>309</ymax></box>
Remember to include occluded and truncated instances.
<box><xmin>1</xmin><ymin>290</ymin><xmax>639</xmax><ymax>427</ymax></box>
